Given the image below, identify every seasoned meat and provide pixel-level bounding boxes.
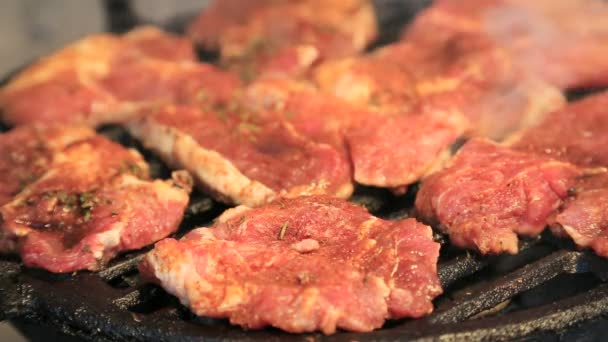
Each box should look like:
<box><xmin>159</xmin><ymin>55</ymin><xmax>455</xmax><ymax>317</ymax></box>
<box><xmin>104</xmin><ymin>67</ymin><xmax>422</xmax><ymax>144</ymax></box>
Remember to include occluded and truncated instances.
<box><xmin>514</xmin><ymin>95</ymin><xmax>608</xmax><ymax>257</ymax></box>
<box><xmin>243</xmin><ymin>78</ymin><xmax>366</xmax><ymax>150</ymax></box>
<box><xmin>314</xmin><ymin>56</ymin><xmax>419</xmax><ymax>115</ymax></box>
<box><xmin>552</xmin><ymin>172</ymin><xmax>608</xmax><ymax>257</ymax></box>
<box><xmin>100</xmin><ymin>59</ymin><xmax>240</xmax><ymax>110</ymax></box>
<box><xmin>0</xmin><ymin>125</ymin><xmax>95</xmax><ymax>206</ymax></box>
<box><xmin>510</xmin><ymin>92</ymin><xmax>608</xmax><ymax>168</ymax></box>
<box><xmin>0</xmin><ymin>26</ymin><xmax>237</xmax><ymax>127</ymax></box>
<box><xmin>0</xmin><ymin>135</ymin><xmax>192</xmax><ymax>273</ymax></box>
<box><xmin>416</xmin><ymin>138</ymin><xmax>579</xmax><ymax>254</ymax></box>
<box><xmin>187</xmin><ymin>0</ymin><xmax>279</xmax><ymax>49</ymax></box>
<box><xmin>344</xmin><ymin>34</ymin><xmax>565</xmax><ymax>140</ymax></box>
<box><xmin>347</xmin><ymin>112</ymin><xmax>468</xmax><ymax>189</ymax></box>
<box><xmin>139</xmin><ymin>196</ymin><xmax>442</xmax><ymax>334</ymax></box>
<box><xmin>403</xmin><ymin>0</ymin><xmax>608</xmax><ymax>89</ymax></box>
<box><xmin>244</xmin><ymin>79</ymin><xmax>467</xmax><ymax>190</ymax></box>
<box><xmin>191</xmin><ymin>0</ymin><xmax>377</xmax><ymax>80</ymax></box>
<box><xmin>127</xmin><ymin>105</ymin><xmax>352</xmax><ymax>207</ymax></box>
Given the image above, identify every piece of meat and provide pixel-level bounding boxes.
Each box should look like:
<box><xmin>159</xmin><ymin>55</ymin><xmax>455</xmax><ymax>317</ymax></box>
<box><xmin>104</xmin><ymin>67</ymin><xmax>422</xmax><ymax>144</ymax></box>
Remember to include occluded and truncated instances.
<box><xmin>347</xmin><ymin>111</ymin><xmax>468</xmax><ymax>189</ymax></box>
<box><xmin>210</xmin><ymin>0</ymin><xmax>377</xmax><ymax>80</ymax></box>
<box><xmin>127</xmin><ymin>105</ymin><xmax>353</xmax><ymax>207</ymax></box>
<box><xmin>0</xmin><ymin>125</ymin><xmax>95</xmax><ymax>206</ymax></box>
<box><xmin>403</xmin><ymin>0</ymin><xmax>608</xmax><ymax>90</ymax></box>
<box><xmin>373</xmin><ymin>34</ymin><xmax>565</xmax><ymax>140</ymax></box>
<box><xmin>187</xmin><ymin>0</ymin><xmax>283</xmax><ymax>49</ymax></box>
<box><xmin>314</xmin><ymin>57</ymin><xmax>419</xmax><ymax>115</ymax></box>
<box><xmin>139</xmin><ymin>196</ymin><xmax>442</xmax><ymax>334</ymax></box>
<box><xmin>0</xmin><ymin>26</ymin><xmax>199</xmax><ymax>126</ymax></box>
<box><xmin>243</xmin><ymin>78</ymin><xmax>368</xmax><ymax>150</ymax></box>
<box><xmin>243</xmin><ymin>78</ymin><xmax>468</xmax><ymax>190</ymax></box>
<box><xmin>552</xmin><ymin>172</ymin><xmax>608</xmax><ymax>257</ymax></box>
<box><xmin>415</xmin><ymin>138</ymin><xmax>580</xmax><ymax>255</ymax></box>
<box><xmin>100</xmin><ymin>59</ymin><xmax>240</xmax><ymax>110</ymax></box>
<box><xmin>510</xmin><ymin>92</ymin><xmax>608</xmax><ymax>168</ymax></box>
<box><xmin>0</xmin><ymin>135</ymin><xmax>192</xmax><ymax>272</ymax></box>
<box><xmin>497</xmin><ymin>91</ymin><xmax>608</xmax><ymax>257</ymax></box>
<box><xmin>121</xmin><ymin>26</ymin><xmax>196</xmax><ymax>61</ymax></box>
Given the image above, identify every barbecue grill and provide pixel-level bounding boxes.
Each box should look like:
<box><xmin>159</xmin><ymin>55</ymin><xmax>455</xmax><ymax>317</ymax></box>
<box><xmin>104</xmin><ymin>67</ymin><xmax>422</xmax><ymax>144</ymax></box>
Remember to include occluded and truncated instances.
<box><xmin>1</xmin><ymin>1</ymin><xmax>608</xmax><ymax>340</ymax></box>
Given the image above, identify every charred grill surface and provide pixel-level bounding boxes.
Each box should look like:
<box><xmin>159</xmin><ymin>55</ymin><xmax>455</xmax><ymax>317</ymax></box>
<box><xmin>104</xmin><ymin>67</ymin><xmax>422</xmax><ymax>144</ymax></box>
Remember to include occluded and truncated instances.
<box><xmin>2</xmin><ymin>1</ymin><xmax>608</xmax><ymax>341</ymax></box>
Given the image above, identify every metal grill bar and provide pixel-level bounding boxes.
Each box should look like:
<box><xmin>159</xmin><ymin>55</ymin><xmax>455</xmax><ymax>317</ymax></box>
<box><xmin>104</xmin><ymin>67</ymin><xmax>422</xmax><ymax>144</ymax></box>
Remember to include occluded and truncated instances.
<box><xmin>431</xmin><ymin>250</ymin><xmax>593</xmax><ymax>324</ymax></box>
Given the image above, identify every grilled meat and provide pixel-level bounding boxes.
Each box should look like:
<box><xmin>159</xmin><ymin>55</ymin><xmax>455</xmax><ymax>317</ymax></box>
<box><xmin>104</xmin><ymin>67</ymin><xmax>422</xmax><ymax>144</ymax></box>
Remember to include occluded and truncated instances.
<box><xmin>508</xmin><ymin>92</ymin><xmax>608</xmax><ymax>258</ymax></box>
<box><xmin>244</xmin><ymin>78</ymin><xmax>467</xmax><ymax>190</ymax></box>
<box><xmin>139</xmin><ymin>196</ymin><xmax>442</xmax><ymax>334</ymax></box>
<box><xmin>127</xmin><ymin>105</ymin><xmax>352</xmax><ymax>207</ymax></box>
<box><xmin>510</xmin><ymin>92</ymin><xmax>608</xmax><ymax>168</ymax></box>
<box><xmin>0</xmin><ymin>133</ymin><xmax>192</xmax><ymax>273</ymax></box>
<box><xmin>403</xmin><ymin>0</ymin><xmax>608</xmax><ymax>90</ymax></box>
<box><xmin>347</xmin><ymin>112</ymin><xmax>468</xmax><ymax>189</ymax></box>
<box><xmin>314</xmin><ymin>56</ymin><xmax>419</xmax><ymax>115</ymax></box>
<box><xmin>320</xmin><ymin>34</ymin><xmax>564</xmax><ymax>140</ymax></box>
<box><xmin>416</xmin><ymin>138</ymin><xmax>580</xmax><ymax>254</ymax></box>
<box><xmin>552</xmin><ymin>172</ymin><xmax>608</xmax><ymax>258</ymax></box>
<box><xmin>187</xmin><ymin>0</ymin><xmax>278</xmax><ymax>49</ymax></box>
<box><xmin>243</xmin><ymin>78</ymin><xmax>364</xmax><ymax>150</ymax></box>
<box><xmin>0</xmin><ymin>125</ymin><xmax>95</xmax><ymax>206</ymax></box>
<box><xmin>0</xmin><ymin>27</ymin><xmax>239</xmax><ymax>126</ymax></box>
<box><xmin>189</xmin><ymin>0</ymin><xmax>377</xmax><ymax>80</ymax></box>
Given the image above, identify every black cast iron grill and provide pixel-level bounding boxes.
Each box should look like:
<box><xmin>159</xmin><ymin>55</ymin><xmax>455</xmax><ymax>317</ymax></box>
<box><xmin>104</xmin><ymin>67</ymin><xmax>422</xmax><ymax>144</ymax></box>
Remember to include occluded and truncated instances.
<box><xmin>2</xmin><ymin>1</ymin><xmax>608</xmax><ymax>340</ymax></box>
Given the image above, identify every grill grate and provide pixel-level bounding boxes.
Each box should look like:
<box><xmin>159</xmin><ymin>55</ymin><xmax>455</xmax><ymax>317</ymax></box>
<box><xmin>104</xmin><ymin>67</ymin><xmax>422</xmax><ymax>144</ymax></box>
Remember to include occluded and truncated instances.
<box><xmin>2</xmin><ymin>1</ymin><xmax>608</xmax><ymax>341</ymax></box>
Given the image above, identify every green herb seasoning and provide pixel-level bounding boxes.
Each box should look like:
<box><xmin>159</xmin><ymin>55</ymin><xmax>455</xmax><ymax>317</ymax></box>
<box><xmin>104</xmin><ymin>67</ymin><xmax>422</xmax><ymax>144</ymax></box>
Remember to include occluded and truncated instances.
<box><xmin>284</xmin><ymin>110</ymin><xmax>296</xmax><ymax>119</ymax></box>
<box><xmin>278</xmin><ymin>222</ymin><xmax>289</xmax><ymax>240</ymax></box>
<box><xmin>238</xmin><ymin>122</ymin><xmax>261</xmax><ymax>133</ymax></box>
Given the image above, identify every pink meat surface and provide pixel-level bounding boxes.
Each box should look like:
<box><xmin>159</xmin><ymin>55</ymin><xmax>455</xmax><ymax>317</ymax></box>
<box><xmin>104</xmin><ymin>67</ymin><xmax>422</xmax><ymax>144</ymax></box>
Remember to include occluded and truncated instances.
<box><xmin>402</xmin><ymin>0</ymin><xmax>608</xmax><ymax>90</ymax></box>
<box><xmin>511</xmin><ymin>91</ymin><xmax>608</xmax><ymax>168</ymax></box>
<box><xmin>139</xmin><ymin>196</ymin><xmax>442</xmax><ymax>334</ymax></box>
<box><xmin>0</xmin><ymin>134</ymin><xmax>191</xmax><ymax>272</ymax></box>
<box><xmin>0</xmin><ymin>125</ymin><xmax>95</xmax><ymax>206</ymax></box>
<box><xmin>128</xmin><ymin>105</ymin><xmax>353</xmax><ymax>206</ymax></box>
<box><xmin>347</xmin><ymin>111</ymin><xmax>468</xmax><ymax>188</ymax></box>
<box><xmin>553</xmin><ymin>172</ymin><xmax>608</xmax><ymax>258</ymax></box>
<box><xmin>416</xmin><ymin>138</ymin><xmax>580</xmax><ymax>254</ymax></box>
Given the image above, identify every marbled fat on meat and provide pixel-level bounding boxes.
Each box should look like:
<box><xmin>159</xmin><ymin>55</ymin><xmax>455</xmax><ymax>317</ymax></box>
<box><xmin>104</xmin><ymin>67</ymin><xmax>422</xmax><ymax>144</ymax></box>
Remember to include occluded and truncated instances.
<box><xmin>139</xmin><ymin>196</ymin><xmax>442</xmax><ymax>334</ymax></box>
<box><xmin>0</xmin><ymin>134</ymin><xmax>192</xmax><ymax>273</ymax></box>
<box><xmin>416</xmin><ymin>138</ymin><xmax>579</xmax><ymax>254</ymax></box>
